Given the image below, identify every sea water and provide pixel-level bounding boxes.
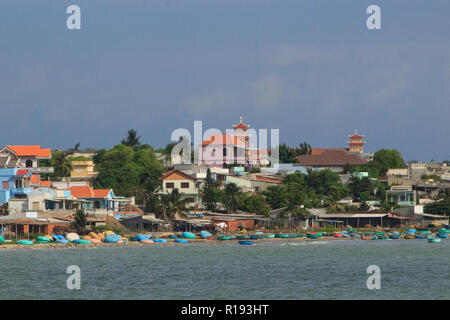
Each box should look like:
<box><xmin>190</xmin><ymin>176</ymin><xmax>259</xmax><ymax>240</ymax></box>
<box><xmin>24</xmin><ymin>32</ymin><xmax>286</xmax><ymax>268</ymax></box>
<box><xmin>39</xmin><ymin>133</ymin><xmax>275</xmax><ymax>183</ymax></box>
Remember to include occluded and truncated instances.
<box><xmin>1</xmin><ymin>240</ymin><xmax>449</xmax><ymax>299</ymax></box>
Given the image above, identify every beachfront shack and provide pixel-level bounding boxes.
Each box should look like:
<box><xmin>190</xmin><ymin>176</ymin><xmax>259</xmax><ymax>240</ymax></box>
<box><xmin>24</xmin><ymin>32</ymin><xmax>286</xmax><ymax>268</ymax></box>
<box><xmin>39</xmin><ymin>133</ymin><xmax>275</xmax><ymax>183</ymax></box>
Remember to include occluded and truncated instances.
<box><xmin>0</xmin><ymin>212</ymin><xmax>69</xmax><ymax>238</ymax></box>
<box><xmin>119</xmin><ymin>214</ymin><xmax>166</xmax><ymax>232</ymax></box>
<box><xmin>311</xmin><ymin>211</ymin><xmax>411</xmax><ymax>228</ymax></box>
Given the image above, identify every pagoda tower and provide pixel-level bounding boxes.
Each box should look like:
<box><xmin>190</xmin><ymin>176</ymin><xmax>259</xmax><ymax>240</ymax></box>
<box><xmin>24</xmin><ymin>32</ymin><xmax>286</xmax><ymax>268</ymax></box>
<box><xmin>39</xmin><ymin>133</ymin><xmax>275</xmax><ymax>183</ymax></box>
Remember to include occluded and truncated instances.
<box><xmin>347</xmin><ymin>130</ymin><xmax>366</xmax><ymax>153</ymax></box>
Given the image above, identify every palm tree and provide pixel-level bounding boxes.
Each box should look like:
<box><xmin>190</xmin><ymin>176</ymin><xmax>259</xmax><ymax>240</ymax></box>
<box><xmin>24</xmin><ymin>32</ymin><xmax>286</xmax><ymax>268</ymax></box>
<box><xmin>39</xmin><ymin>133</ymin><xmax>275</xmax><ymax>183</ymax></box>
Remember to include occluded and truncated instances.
<box><xmin>324</xmin><ymin>186</ymin><xmax>345</xmax><ymax>212</ymax></box>
<box><xmin>72</xmin><ymin>209</ymin><xmax>87</xmax><ymax>233</ymax></box>
<box><xmin>121</xmin><ymin>129</ymin><xmax>141</xmax><ymax>148</ymax></box>
<box><xmin>160</xmin><ymin>188</ymin><xmax>188</xmax><ymax>220</ymax></box>
<box><xmin>297</xmin><ymin>142</ymin><xmax>312</xmax><ymax>155</ymax></box>
<box><xmin>53</xmin><ymin>151</ymin><xmax>72</xmax><ymax>180</ymax></box>
<box><xmin>223</xmin><ymin>183</ymin><xmax>240</xmax><ymax>213</ymax></box>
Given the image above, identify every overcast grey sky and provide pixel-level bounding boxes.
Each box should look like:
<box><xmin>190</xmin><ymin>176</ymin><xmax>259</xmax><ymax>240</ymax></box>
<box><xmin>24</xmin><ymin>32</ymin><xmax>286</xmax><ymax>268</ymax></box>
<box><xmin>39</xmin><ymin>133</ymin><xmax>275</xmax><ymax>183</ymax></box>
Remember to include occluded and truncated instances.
<box><xmin>1</xmin><ymin>0</ymin><xmax>449</xmax><ymax>161</ymax></box>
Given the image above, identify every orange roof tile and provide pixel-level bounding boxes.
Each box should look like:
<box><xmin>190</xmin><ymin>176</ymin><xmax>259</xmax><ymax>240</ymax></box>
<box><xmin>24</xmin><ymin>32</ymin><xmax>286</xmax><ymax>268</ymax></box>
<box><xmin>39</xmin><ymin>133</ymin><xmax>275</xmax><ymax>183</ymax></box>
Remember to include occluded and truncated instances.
<box><xmin>93</xmin><ymin>189</ymin><xmax>111</xmax><ymax>198</ymax></box>
<box><xmin>30</xmin><ymin>174</ymin><xmax>39</xmax><ymax>184</ymax></box>
<box><xmin>6</xmin><ymin>145</ymin><xmax>51</xmax><ymax>158</ymax></box>
<box><xmin>69</xmin><ymin>186</ymin><xmax>112</xmax><ymax>198</ymax></box>
<box><xmin>70</xmin><ymin>186</ymin><xmax>95</xmax><ymax>198</ymax></box>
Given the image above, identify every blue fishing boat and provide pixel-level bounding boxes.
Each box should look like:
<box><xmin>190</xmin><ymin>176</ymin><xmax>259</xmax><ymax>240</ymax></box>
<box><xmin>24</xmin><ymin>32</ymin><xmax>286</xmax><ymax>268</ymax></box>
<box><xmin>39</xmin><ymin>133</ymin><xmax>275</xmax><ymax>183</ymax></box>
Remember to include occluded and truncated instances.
<box><xmin>238</xmin><ymin>240</ymin><xmax>253</xmax><ymax>245</ymax></box>
<box><xmin>199</xmin><ymin>230</ymin><xmax>212</xmax><ymax>239</ymax></box>
<box><xmin>415</xmin><ymin>235</ymin><xmax>426</xmax><ymax>239</ymax></box>
<box><xmin>428</xmin><ymin>237</ymin><xmax>441</xmax><ymax>243</ymax></box>
<box><xmin>249</xmin><ymin>235</ymin><xmax>258</xmax><ymax>240</ymax></box>
<box><xmin>153</xmin><ymin>239</ymin><xmax>168</xmax><ymax>243</ymax></box>
<box><xmin>436</xmin><ymin>233</ymin><xmax>448</xmax><ymax>238</ymax></box>
<box><xmin>104</xmin><ymin>234</ymin><xmax>121</xmax><ymax>243</ymax></box>
<box><xmin>168</xmin><ymin>235</ymin><xmax>177</xmax><ymax>239</ymax></box>
<box><xmin>182</xmin><ymin>232</ymin><xmax>196</xmax><ymax>239</ymax></box>
<box><xmin>174</xmin><ymin>239</ymin><xmax>188</xmax><ymax>244</ymax></box>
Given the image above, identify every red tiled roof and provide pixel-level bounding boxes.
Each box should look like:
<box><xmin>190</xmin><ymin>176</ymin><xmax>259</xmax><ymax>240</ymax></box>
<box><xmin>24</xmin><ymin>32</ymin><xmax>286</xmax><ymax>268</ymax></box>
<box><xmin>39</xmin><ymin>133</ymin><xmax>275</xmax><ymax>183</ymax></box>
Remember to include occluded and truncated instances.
<box><xmin>348</xmin><ymin>133</ymin><xmax>364</xmax><ymax>139</ymax></box>
<box><xmin>93</xmin><ymin>189</ymin><xmax>111</xmax><ymax>198</ymax></box>
<box><xmin>70</xmin><ymin>186</ymin><xmax>112</xmax><ymax>198</ymax></box>
<box><xmin>311</xmin><ymin>148</ymin><xmax>349</xmax><ymax>155</ymax></box>
<box><xmin>70</xmin><ymin>186</ymin><xmax>95</xmax><ymax>198</ymax></box>
<box><xmin>201</xmin><ymin>134</ymin><xmax>246</xmax><ymax>147</ymax></box>
<box><xmin>297</xmin><ymin>149</ymin><xmax>367</xmax><ymax>166</ymax></box>
<box><xmin>233</xmin><ymin>123</ymin><xmax>250</xmax><ymax>130</ymax></box>
<box><xmin>255</xmin><ymin>176</ymin><xmax>283</xmax><ymax>183</ymax></box>
<box><xmin>16</xmin><ymin>169</ymin><xmax>31</xmax><ymax>176</ymax></box>
<box><xmin>6</xmin><ymin>145</ymin><xmax>51</xmax><ymax>158</ymax></box>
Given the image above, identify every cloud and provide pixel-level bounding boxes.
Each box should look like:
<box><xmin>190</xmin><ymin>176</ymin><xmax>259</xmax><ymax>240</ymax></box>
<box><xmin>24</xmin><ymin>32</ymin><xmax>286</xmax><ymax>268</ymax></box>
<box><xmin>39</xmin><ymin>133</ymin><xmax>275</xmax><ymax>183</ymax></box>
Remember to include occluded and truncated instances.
<box><xmin>251</xmin><ymin>75</ymin><xmax>283</xmax><ymax>109</ymax></box>
<box><xmin>268</xmin><ymin>44</ymin><xmax>339</xmax><ymax>66</ymax></box>
<box><xmin>182</xmin><ymin>88</ymin><xmax>235</xmax><ymax>114</ymax></box>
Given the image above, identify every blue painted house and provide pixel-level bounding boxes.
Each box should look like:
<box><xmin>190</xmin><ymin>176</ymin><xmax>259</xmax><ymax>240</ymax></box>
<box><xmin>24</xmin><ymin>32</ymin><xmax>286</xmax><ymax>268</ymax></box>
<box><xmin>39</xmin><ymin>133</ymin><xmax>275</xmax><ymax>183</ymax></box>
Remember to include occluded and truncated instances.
<box><xmin>0</xmin><ymin>168</ymin><xmax>34</xmax><ymax>204</ymax></box>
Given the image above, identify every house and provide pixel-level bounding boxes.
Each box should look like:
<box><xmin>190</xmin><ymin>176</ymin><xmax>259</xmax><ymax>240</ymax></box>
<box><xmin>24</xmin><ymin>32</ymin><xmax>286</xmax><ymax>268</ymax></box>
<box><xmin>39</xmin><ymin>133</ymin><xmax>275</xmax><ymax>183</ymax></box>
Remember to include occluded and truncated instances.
<box><xmin>70</xmin><ymin>160</ymin><xmax>99</xmax><ymax>186</ymax></box>
<box><xmin>0</xmin><ymin>168</ymin><xmax>34</xmax><ymax>204</ymax></box>
<box><xmin>297</xmin><ymin>149</ymin><xmax>368</xmax><ymax>173</ymax></box>
<box><xmin>69</xmin><ymin>185</ymin><xmax>133</xmax><ymax>212</ymax></box>
<box><xmin>158</xmin><ymin>170</ymin><xmax>201</xmax><ymax>210</ymax></box>
<box><xmin>0</xmin><ymin>145</ymin><xmax>53</xmax><ymax>174</ymax></box>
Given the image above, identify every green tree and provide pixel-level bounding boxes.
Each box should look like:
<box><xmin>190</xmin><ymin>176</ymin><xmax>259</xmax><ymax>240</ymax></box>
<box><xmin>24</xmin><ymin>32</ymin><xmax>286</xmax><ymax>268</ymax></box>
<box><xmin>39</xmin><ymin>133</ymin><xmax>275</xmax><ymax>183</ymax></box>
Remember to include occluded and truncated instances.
<box><xmin>72</xmin><ymin>209</ymin><xmax>87</xmax><ymax>233</ymax></box>
<box><xmin>94</xmin><ymin>144</ymin><xmax>163</xmax><ymax>206</ymax></box>
<box><xmin>372</xmin><ymin>149</ymin><xmax>406</xmax><ymax>176</ymax></box>
<box><xmin>160</xmin><ymin>188</ymin><xmax>188</xmax><ymax>219</ymax></box>
<box><xmin>202</xmin><ymin>168</ymin><xmax>217</xmax><ymax>210</ymax></box>
<box><xmin>223</xmin><ymin>183</ymin><xmax>241</xmax><ymax>213</ymax></box>
<box><xmin>121</xmin><ymin>129</ymin><xmax>141</xmax><ymax>149</ymax></box>
<box><xmin>297</xmin><ymin>142</ymin><xmax>312</xmax><ymax>155</ymax></box>
<box><xmin>278</xmin><ymin>143</ymin><xmax>298</xmax><ymax>163</ymax></box>
<box><xmin>263</xmin><ymin>186</ymin><xmax>288</xmax><ymax>209</ymax></box>
<box><xmin>52</xmin><ymin>151</ymin><xmax>72</xmax><ymax>180</ymax></box>
<box><xmin>347</xmin><ymin>176</ymin><xmax>374</xmax><ymax>202</ymax></box>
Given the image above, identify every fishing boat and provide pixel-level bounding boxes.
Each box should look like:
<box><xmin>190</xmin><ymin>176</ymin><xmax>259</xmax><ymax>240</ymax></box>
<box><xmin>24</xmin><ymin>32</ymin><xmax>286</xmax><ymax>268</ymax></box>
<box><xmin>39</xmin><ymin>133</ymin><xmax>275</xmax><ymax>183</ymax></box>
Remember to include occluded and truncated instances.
<box><xmin>275</xmin><ymin>234</ymin><xmax>289</xmax><ymax>238</ymax></box>
<box><xmin>428</xmin><ymin>237</ymin><xmax>441</xmax><ymax>243</ymax></box>
<box><xmin>333</xmin><ymin>232</ymin><xmax>343</xmax><ymax>238</ymax></box>
<box><xmin>389</xmin><ymin>234</ymin><xmax>399</xmax><ymax>239</ymax></box>
<box><xmin>439</xmin><ymin>229</ymin><xmax>450</xmax><ymax>234</ymax></box>
<box><xmin>249</xmin><ymin>235</ymin><xmax>258</xmax><ymax>240</ymax></box>
<box><xmin>217</xmin><ymin>235</ymin><xmax>232</xmax><ymax>240</ymax></box>
<box><xmin>404</xmin><ymin>234</ymin><xmax>415</xmax><ymax>239</ymax></box>
<box><xmin>153</xmin><ymin>238</ymin><xmax>168</xmax><ymax>243</ymax></box>
<box><xmin>168</xmin><ymin>235</ymin><xmax>177</xmax><ymax>239</ymax></box>
<box><xmin>238</xmin><ymin>240</ymin><xmax>253</xmax><ymax>245</ymax></box>
<box><xmin>350</xmin><ymin>233</ymin><xmax>361</xmax><ymax>238</ymax></box>
<box><xmin>295</xmin><ymin>234</ymin><xmax>304</xmax><ymax>238</ymax></box>
<box><xmin>199</xmin><ymin>230</ymin><xmax>212</xmax><ymax>239</ymax></box>
<box><xmin>182</xmin><ymin>232</ymin><xmax>196</xmax><ymax>239</ymax></box>
<box><xmin>415</xmin><ymin>235</ymin><xmax>426</xmax><ymax>239</ymax></box>
<box><xmin>17</xmin><ymin>240</ymin><xmax>34</xmax><ymax>245</ymax></box>
<box><xmin>174</xmin><ymin>239</ymin><xmax>188</xmax><ymax>244</ymax></box>
<box><xmin>306</xmin><ymin>233</ymin><xmax>320</xmax><ymax>239</ymax></box>
<box><xmin>265</xmin><ymin>234</ymin><xmax>275</xmax><ymax>238</ymax></box>
<box><xmin>436</xmin><ymin>233</ymin><xmax>448</xmax><ymax>238</ymax></box>
<box><xmin>236</xmin><ymin>234</ymin><xmax>249</xmax><ymax>240</ymax></box>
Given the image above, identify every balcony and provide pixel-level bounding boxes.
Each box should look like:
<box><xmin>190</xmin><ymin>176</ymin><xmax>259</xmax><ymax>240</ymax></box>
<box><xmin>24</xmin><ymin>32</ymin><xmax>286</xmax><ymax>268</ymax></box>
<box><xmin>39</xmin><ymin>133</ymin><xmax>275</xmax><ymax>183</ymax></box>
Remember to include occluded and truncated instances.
<box><xmin>31</xmin><ymin>167</ymin><xmax>54</xmax><ymax>174</ymax></box>
<box><xmin>12</xmin><ymin>187</ymin><xmax>34</xmax><ymax>195</ymax></box>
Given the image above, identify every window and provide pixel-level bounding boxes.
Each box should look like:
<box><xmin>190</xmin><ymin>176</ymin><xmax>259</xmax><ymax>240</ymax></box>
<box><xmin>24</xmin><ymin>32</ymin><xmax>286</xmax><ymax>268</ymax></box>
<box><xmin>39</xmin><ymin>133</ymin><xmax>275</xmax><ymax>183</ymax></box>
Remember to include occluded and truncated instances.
<box><xmin>166</xmin><ymin>182</ymin><xmax>174</xmax><ymax>189</ymax></box>
<box><xmin>181</xmin><ymin>182</ymin><xmax>189</xmax><ymax>188</ymax></box>
<box><xmin>2</xmin><ymin>181</ymin><xmax>8</xmax><ymax>190</ymax></box>
<box><xmin>25</xmin><ymin>160</ymin><xmax>33</xmax><ymax>168</ymax></box>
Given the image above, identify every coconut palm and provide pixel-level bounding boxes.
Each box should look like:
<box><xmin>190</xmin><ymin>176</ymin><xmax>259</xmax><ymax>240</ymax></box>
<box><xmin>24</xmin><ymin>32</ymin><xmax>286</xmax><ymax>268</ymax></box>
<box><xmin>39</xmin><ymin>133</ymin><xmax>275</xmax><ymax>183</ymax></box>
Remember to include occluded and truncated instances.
<box><xmin>52</xmin><ymin>151</ymin><xmax>72</xmax><ymax>179</ymax></box>
<box><xmin>223</xmin><ymin>183</ymin><xmax>241</xmax><ymax>213</ymax></box>
<box><xmin>72</xmin><ymin>209</ymin><xmax>87</xmax><ymax>233</ymax></box>
<box><xmin>121</xmin><ymin>129</ymin><xmax>141</xmax><ymax>148</ymax></box>
<box><xmin>160</xmin><ymin>188</ymin><xmax>188</xmax><ymax>220</ymax></box>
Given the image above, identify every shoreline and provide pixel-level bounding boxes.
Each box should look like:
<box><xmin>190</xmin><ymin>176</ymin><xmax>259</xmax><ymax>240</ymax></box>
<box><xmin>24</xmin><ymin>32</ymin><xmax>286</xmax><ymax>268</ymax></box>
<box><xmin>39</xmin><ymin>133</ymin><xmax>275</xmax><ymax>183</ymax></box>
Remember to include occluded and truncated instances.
<box><xmin>0</xmin><ymin>236</ymin><xmax>351</xmax><ymax>251</ymax></box>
